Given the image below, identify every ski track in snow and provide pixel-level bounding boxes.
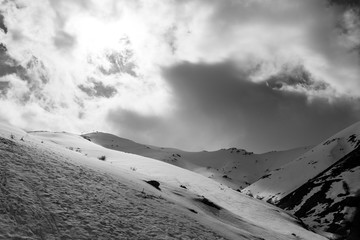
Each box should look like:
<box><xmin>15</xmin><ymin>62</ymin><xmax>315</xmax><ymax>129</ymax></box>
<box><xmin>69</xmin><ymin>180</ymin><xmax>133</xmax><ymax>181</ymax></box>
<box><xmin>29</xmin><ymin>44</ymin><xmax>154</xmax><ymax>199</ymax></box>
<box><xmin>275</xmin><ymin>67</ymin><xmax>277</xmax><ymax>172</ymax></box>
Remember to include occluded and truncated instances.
<box><xmin>0</xmin><ymin>137</ymin><xmax>227</xmax><ymax>240</ymax></box>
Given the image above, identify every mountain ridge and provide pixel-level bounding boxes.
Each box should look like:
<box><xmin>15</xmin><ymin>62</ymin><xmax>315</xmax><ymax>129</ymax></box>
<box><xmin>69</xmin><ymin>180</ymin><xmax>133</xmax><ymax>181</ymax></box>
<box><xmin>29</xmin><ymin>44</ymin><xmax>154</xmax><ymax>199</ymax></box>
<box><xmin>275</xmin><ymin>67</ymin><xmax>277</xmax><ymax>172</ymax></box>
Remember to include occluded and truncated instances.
<box><xmin>81</xmin><ymin>131</ymin><xmax>310</xmax><ymax>191</ymax></box>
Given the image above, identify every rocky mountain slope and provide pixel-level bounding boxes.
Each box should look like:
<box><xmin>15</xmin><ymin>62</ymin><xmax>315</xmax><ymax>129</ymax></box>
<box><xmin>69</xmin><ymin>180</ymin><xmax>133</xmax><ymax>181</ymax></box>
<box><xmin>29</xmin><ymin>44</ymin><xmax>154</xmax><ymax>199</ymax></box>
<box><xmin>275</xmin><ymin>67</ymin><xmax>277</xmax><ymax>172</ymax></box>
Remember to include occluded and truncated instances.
<box><xmin>276</xmin><ymin>145</ymin><xmax>360</xmax><ymax>238</ymax></box>
<box><xmin>243</xmin><ymin>121</ymin><xmax>360</xmax><ymax>203</ymax></box>
<box><xmin>240</xmin><ymin>121</ymin><xmax>360</xmax><ymax>239</ymax></box>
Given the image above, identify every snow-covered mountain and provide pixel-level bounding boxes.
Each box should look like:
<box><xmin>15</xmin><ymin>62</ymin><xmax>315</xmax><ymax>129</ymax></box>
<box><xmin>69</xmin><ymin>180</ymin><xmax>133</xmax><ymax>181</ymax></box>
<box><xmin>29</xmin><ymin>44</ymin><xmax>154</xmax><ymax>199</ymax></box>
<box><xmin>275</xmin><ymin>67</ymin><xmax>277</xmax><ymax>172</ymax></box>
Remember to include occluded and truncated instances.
<box><xmin>243</xmin><ymin>121</ymin><xmax>360</xmax><ymax>203</ymax></box>
<box><xmin>241</xmin><ymin>121</ymin><xmax>360</xmax><ymax>238</ymax></box>
<box><xmin>83</xmin><ymin>123</ymin><xmax>360</xmax><ymax>239</ymax></box>
<box><xmin>2</xmin><ymin>120</ymin><xmax>360</xmax><ymax>239</ymax></box>
<box><xmin>83</xmin><ymin>122</ymin><xmax>360</xmax><ymax>239</ymax></box>
<box><xmin>0</xmin><ymin>122</ymin><xmax>326</xmax><ymax>240</ymax></box>
<box><xmin>277</xmin><ymin>146</ymin><xmax>360</xmax><ymax>238</ymax></box>
<box><xmin>82</xmin><ymin>132</ymin><xmax>310</xmax><ymax>190</ymax></box>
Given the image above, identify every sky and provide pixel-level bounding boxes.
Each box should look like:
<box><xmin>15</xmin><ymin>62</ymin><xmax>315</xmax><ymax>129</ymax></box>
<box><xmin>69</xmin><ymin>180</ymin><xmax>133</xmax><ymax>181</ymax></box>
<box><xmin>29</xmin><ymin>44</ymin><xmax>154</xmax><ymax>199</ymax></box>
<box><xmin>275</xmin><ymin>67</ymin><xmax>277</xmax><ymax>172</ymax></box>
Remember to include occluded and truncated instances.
<box><xmin>0</xmin><ymin>0</ymin><xmax>360</xmax><ymax>153</ymax></box>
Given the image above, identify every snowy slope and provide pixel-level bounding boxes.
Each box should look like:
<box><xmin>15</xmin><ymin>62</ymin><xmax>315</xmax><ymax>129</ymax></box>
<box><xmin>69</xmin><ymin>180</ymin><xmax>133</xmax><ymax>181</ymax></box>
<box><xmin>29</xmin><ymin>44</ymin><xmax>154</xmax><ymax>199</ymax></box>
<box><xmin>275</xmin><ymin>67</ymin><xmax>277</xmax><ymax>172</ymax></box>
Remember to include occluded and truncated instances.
<box><xmin>82</xmin><ymin>132</ymin><xmax>309</xmax><ymax>190</ymax></box>
<box><xmin>243</xmin><ymin>121</ymin><xmax>360</xmax><ymax>203</ymax></box>
<box><xmin>276</xmin><ymin>146</ymin><xmax>360</xmax><ymax>238</ymax></box>
<box><xmin>0</xmin><ymin>122</ymin><xmax>327</xmax><ymax>240</ymax></box>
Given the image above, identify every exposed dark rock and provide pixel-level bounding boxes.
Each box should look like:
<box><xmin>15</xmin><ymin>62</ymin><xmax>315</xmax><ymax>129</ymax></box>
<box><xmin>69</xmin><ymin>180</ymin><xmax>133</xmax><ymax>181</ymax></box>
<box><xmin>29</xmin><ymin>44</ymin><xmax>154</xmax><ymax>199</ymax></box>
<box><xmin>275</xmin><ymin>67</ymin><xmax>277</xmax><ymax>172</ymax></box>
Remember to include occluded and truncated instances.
<box><xmin>145</xmin><ymin>180</ymin><xmax>161</xmax><ymax>191</ymax></box>
<box><xmin>323</xmin><ymin>138</ymin><xmax>340</xmax><ymax>145</ymax></box>
<box><xmin>259</xmin><ymin>174</ymin><xmax>271</xmax><ymax>179</ymax></box>
<box><xmin>348</xmin><ymin>198</ymin><xmax>360</xmax><ymax>240</ymax></box>
<box><xmin>347</xmin><ymin>134</ymin><xmax>360</xmax><ymax>148</ymax></box>
<box><xmin>188</xmin><ymin>208</ymin><xmax>198</xmax><ymax>214</ymax></box>
<box><xmin>81</xmin><ymin>135</ymin><xmax>92</xmax><ymax>142</ymax></box>
<box><xmin>0</xmin><ymin>43</ymin><xmax>6</xmax><ymax>52</ymax></box>
<box><xmin>0</xmin><ymin>14</ymin><xmax>7</xmax><ymax>33</ymax></box>
<box><xmin>195</xmin><ymin>196</ymin><xmax>221</xmax><ymax>210</ymax></box>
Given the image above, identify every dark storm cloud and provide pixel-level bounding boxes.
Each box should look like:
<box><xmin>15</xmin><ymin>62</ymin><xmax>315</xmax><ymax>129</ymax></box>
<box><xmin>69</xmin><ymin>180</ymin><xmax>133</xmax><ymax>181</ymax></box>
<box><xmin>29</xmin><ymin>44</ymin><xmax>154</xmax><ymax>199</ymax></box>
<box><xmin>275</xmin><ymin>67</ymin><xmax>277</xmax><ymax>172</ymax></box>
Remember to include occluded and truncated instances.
<box><xmin>0</xmin><ymin>44</ymin><xmax>11</xmax><ymax>96</ymax></box>
<box><xmin>0</xmin><ymin>13</ymin><xmax>7</xmax><ymax>33</ymax></box>
<box><xmin>106</xmin><ymin>109</ymin><xmax>180</xmax><ymax>149</ymax></box>
<box><xmin>159</xmin><ymin>61</ymin><xmax>360</xmax><ymax>152</ymax></box>
<box><xmin>184</xmin><ymin>0</ymin><xmax>360</xmax><ymax>91</ymax></box>
<box><xmin>108</xmin><ymin>109</ymin><xmax>161</xmax><ymax>132</ymax></box>
<box><xmin>107</xmin><ymin>108</ymin><xmax>201</xmax><ymax>149</ymax></box>
<box><xmin>0</xmin><ymin>81</ymin><xmax>9</xmax><ymax>95</ymax></box>
<box><xmin>0</xmin><ymin>46</ymin><xmax>53</xmax><ymax>106</ymax></box>
<box><xmin>78</xmin><ymin>78</ymin><xmax>117</xmax><ymax>98</ymax></box>
<box><xmin>265</xmin><ymin>65</ymin><xmax>330</xmax><ymax>91</ymax></box>
<box><xmin>0</xmin><ymin>45</ymin><xmax>27</xmax><ymax>81</ymax></box>
<box><xmin>107</xmin><ymin>61</ymin><xmax>360</xmax><ymax>152</ymax></box>
<box><xmin>107</xmin><ymin>61</ymin><xmax>360</xmax><ymax>153</ymax></box>
<box><xmin>0</xmin><ymin>49</ymin><xmax>19</xmax><ymax>77</ymax></box>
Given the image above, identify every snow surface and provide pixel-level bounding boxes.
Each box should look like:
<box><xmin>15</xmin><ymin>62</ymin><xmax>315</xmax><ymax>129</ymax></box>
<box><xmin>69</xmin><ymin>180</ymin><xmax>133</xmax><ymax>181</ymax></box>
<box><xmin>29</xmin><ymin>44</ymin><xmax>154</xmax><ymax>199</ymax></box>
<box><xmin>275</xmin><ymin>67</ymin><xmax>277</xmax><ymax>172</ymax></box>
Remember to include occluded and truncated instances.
<box><xmin>82</xmin><ymin>132</ymin><xmax>310</xmax><ymax>191</ymax></box>
<box><xmin>0</xmin><ymin>122</ymin><xmax>327</xmax><ymax>240</ymax></box>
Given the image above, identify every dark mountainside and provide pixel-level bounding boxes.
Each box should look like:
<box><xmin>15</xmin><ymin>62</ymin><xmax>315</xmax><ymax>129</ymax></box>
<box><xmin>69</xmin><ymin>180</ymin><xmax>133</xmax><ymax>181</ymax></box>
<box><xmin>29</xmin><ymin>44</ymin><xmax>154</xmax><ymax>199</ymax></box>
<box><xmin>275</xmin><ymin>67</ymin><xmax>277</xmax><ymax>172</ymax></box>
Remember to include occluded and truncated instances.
<box><xmin>277</xmin><ymin>146</ymin><xmax>360</xmax><ymax>239</ymax></box>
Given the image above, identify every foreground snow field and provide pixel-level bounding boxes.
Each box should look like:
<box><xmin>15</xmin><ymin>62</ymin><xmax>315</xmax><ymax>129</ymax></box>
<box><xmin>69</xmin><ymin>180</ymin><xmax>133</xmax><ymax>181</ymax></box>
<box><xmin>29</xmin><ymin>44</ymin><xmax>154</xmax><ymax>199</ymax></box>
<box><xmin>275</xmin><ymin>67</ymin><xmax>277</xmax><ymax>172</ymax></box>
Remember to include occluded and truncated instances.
<box><xmin>0</xmin><ymin>136</ymin><xmax>224</xmax><ymax>239</ymax></box>
<box><xmin>0</xmin><ymin>122</ymin><xmax>326</xmax><ymax>240</ymax></box>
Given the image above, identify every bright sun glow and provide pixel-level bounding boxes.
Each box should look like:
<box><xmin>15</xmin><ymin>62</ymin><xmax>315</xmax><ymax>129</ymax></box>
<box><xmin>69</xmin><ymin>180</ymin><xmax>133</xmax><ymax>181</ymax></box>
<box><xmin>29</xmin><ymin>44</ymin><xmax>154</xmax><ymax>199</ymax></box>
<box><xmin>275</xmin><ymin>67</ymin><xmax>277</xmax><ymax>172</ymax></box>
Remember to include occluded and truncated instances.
<box><xmin>68</xmin><ymin>15</ymin><xmax>126</xmax><ymax>54</ymax></box>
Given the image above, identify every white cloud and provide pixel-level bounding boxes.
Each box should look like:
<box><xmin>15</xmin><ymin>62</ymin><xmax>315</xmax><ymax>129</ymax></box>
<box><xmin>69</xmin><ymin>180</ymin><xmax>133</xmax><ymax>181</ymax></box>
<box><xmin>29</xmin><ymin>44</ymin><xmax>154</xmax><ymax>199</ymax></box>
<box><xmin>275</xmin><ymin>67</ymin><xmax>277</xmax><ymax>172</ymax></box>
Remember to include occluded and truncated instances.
<box><xmin>0</xmin><ymin>0</ymin><xmax>359</xmax><ymax>149</ymax></box>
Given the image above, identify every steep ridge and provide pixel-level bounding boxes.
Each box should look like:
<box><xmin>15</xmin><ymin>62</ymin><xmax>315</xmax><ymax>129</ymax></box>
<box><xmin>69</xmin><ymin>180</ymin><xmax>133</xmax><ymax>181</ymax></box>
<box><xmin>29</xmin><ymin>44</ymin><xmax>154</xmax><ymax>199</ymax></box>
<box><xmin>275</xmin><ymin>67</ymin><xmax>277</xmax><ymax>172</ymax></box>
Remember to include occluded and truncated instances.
<box><xmin>243</xmin><ymin>121</ymin><xmax>360</xmax><ymax>203</ymax></box>
<box><xmin>82</xmin><ymin>132</ymin><xmax>309</xmax><ymax>190</ymax></box>
<box><xmin>276</xmin><ymin>146</ymin><xmax>360</xmax><ymax>238</ymax></box>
